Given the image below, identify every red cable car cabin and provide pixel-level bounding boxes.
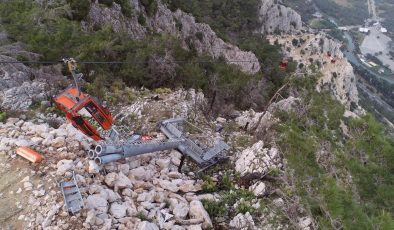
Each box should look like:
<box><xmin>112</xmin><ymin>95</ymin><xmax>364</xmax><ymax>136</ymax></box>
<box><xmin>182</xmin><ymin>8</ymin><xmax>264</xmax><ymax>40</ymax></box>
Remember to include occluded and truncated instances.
<box><xmin>279</xmin><ymin>59</ymin><xmax>288</xmax><ymax>70</ymax></box>
<box><xmin>54</xmin><ymin>86</ymin><xmax>113</xmax><ymax>141</ymax></box>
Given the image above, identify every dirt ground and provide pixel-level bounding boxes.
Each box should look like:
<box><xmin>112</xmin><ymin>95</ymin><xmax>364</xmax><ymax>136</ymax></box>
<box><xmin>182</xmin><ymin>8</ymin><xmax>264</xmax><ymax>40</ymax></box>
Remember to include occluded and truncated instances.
<box><xmin>0</xmin><ymin>152</ymin><xmax>32</xmax><ymax>229</ymax></box>
<box><xmin>0</xmin><ymin>150</ymin><xmax>59</xmax><ymax>229</ymax></box>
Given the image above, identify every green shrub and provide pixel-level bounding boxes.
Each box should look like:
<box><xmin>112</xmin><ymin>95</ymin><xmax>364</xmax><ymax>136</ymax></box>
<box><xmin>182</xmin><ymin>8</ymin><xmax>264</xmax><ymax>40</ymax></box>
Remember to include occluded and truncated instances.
<box><xmin>153</xmin><ymin>88</ymin><xmax>172</xmax><ymax>94</ymax></box>
<box><xmin>236</xmin><ymin>200</ymin><xmax>255</xmax><ymax>214</ymax></box>
<box><xmin>0</xmin><ymin>111</ymin><xmax>7</xmax><ymax>123</ymax></box>
<box><xmin>219</xmin><ymin>173</ymin><xmax>233</xmax><ymax>191</ymax></box>
<box><xmin>202</xmin><ymin>199</ymin><xmax>226</xmax><ymax>218</ymax></box>
<box><xmin>201</xmin><ymin>176</ymin><xmax>217</xmax><ymax>193</ymax></box>
<box><xmin>195</xmin><ymin>32</ymin><xmax>203</xmax><ymax>41</ymax></box>
<box><xmin>67</xmin><ymin>0</ymin><xmax>90</xmax><ymax>20</ymax></box>
<box><xmin>114</xmin><ymin>0</ymin><xmax>133</xmax><ymax>17</ymax></box>
<box><xmin>138</xmin><ymin>13</ymin><xmax>146</xmax><ymax>26</ymax></box>
<box><xmin>140</xmin><ymin>0</ymin><xmax>158</xmax><ymax>16</ymax></box>
<box><xmin>99</xmin><ymin>0</ymin><xmax>114</xmax><ymax>7</ymax></box>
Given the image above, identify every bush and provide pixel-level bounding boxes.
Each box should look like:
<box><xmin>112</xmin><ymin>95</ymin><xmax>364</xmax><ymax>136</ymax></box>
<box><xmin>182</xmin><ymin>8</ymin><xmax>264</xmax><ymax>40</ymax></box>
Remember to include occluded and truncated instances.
<box><xmin>114</xmin><ymin>0</ymin><xmax>133</xmax><ymax>17</ymax></box>
<box><xmin>67</xmin><ymin>0</ymin><xmax>90</xmax><ymax>20</ymax></box>
<box><xmin>140</xmin><ymin>0</ymin><xmax>158</xmax><ymax>16</ymax></box>
<box><xmin>99</xmin><ymin>0</ymin><xmax>114</xmax><ymax>7</ymax></box>
<box><xmin>202</xmin><ymin>199</ymin><xmax>226</xmax><ymax>218</ymax></box>
<box><xmin>201</xmin><ymin>176</ymin><xmax>217</xmax><ymax>193</ymax></box>
<box><xmin>0</xmin><ymin>111</ymin><xmax>7</xmax><ymax>122</ymax></box>
<box><xmin>153</xmin><ymin>88</ymin><xmax>172</xmax><ymax>94</ymax></box>
<box><xmin>138</xmin><ymin>13</ymin><xmax>146</xmax><ymax>25</ymax></box>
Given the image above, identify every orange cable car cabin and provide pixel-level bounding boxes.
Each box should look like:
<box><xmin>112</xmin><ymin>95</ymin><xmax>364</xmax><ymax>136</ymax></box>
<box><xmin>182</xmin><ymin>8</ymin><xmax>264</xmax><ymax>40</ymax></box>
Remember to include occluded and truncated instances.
<box><xmin>54</xmin><ymin>86</ymin><xmax>113</xmax><ymax>141</ymax></box>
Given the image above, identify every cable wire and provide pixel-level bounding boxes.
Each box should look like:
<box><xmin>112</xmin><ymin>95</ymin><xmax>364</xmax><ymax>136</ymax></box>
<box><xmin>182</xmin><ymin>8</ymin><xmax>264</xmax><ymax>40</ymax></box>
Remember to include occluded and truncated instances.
<box><xmin>0</xmin><ymin>60</ymin><xmax>260</xmax><ymax>64</ymax></box>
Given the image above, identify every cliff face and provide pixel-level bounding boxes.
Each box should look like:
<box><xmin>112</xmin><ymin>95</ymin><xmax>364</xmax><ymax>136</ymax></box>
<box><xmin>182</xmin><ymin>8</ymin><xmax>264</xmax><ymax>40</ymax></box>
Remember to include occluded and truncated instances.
<box><xmin>83</xmin><ymin>1</ymin><xmax>261</xmax><ymax>74</ymax></box>
<box><xmin>267</xmin><ymin>33</ymin><xmax>361</xmax><ymax>113</ymax></box>
<box><xmin>258</xmin><ymin>0</ymin><xmax>303</xmax><ymax>34</ymax></box>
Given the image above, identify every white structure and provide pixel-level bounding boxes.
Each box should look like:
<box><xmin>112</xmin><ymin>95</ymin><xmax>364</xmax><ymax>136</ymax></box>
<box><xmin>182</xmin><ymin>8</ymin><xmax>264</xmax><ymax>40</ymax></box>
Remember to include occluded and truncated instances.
<box><xmin>338</xmin><ymin>27</ymin><xmax>348</xmax><ymax>31</ymax></box>
<box><xmin>381</xmin><ymin>27</ymin><xmax>388</xmax><ymax>33</ymax></box>
<box><xmin>359</xmin><ymin>28</ymin><xmax>370</xmax><ymax>33</ymax></box>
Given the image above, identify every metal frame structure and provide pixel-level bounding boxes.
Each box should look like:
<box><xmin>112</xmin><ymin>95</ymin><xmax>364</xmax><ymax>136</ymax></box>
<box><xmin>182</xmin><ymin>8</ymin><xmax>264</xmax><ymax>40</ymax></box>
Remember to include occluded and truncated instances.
<box><xmin>92</xmin><ymin>118</ymin><xmax>229</xmax><ymax>171</ymax></box>
<box><xmin>59</xmin><ymin>171</ymin><xmax>84</xmax><ymax>215</ymax></box>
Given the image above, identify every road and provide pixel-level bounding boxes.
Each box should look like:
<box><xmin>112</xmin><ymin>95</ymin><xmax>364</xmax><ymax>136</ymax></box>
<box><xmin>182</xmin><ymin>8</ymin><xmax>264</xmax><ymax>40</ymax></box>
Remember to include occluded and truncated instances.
<box><xmin>367</xmin><ymin>0</ymin><xmax>378</xmax><ymax>21</ymax></box>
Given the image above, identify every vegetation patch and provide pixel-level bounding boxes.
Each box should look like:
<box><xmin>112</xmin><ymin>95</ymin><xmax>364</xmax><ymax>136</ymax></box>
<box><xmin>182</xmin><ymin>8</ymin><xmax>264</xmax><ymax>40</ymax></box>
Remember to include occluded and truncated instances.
<box><xmin>277</xmin><ymin>74</ymin><xmax>394</xmax><ymax>229</ymax></box>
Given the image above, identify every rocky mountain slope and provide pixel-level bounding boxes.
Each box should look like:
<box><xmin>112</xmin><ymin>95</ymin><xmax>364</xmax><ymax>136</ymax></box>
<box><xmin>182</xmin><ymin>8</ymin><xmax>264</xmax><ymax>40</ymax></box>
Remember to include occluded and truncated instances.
<box><xmin>0</xmin><ymin>89</ymin><xmax>306</xmax><ymax>230</ymax></box>
<box><xmin>0</xmin><ymin>0</ymin><xmax>393</xmax><ymax>229</ymax></box>
<box><xmin>84</xmin><ymin>0</ymin><xmax>260</xmax><ymax>74</ymax></box>
<box><xmin>267</xmin><ymin>33</ymin><xmax>361</xmax><ymax>113</ymax></box>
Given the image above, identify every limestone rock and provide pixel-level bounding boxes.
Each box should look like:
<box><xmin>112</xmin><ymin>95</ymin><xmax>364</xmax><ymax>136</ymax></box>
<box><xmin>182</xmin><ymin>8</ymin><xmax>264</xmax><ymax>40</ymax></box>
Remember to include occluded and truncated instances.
<box><xmin>249</xmin><ymin>182</ymin><xmax>266</xmax><ymax>196</ymax></box>
<box><xmin>52</xmin><ymin>136</ymin><xmax>65</xmax><ymax>148</ymax></box>
<box><xmin>86</xmin><ymin>194</ymin><xmax>108</xmax><ymax>213</ymax></box>
<box><xmin>85</xmin><ymin>209</ymin><xmax>96</xmax><ymax>225</ymax></box>
<box><xmin>235</xmin><ymin>141</ymin><xmax>280</xmax><ymax>176</ymax></box>
<box><xmin>105</xmin><ymin>172</ymin><xmax>117</xmax><ymax>187</ymax></box>
<box><xmin>188</xmin><ymin>200</ymin><xmax>213</xmax><ymax>229</ymax></box>
<box><xmin>157</xmin><ymin>179</ymin><xmax>179</xmax><ymax>193</ymax></box>
<box><xmin>172</xmin><ymin>202</ymin><xmax>189</xmax><ymax>219</ymax></box>
<box><xmin>298</xmin><ymin>217</ymin><xmax>313</xmax><ymax>229</ymax></box>
<box><xmin>258</xmin><ymin>0</ymin><xmax>302</xmax><ymax>34</ymax></box>
<box><xmin>42</xmin><ymin>204</ymin><xmax>61</xmax><ymax>228</ymax></box>
<box><xmin>156</xmin><ymin>158</ymin><xmax>170</xmax><ymax>170</ymax></box>
<box><xmin>137</xmin><ymin>221</ymin><xmax>159</xmax><ymax>230</ymax></box>
<box><xmin>229</xmin><ymin>212</ymin><xmax>256</xmax><ymax>230</ymax></box>
<box><xmin>186</xmin><ymin>225</ymin><xmax>202</xmax><ymax>230</ymax></box>
<box><xmin>110</xmin><ymin>203</ymin><xmax>127</xmax><ymax>219</ymax></box>
<box><xmin>56</xmin><ymin>159</ymin><xmax>74</xmax><ymax>176</ymax></box>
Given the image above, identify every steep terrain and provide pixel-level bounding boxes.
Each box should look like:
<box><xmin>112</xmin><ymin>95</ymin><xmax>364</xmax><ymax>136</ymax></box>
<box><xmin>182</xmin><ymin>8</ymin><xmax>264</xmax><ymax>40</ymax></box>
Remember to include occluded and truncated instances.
<box><xmin>0</xmin><ymin>0</ymin><xmax>393</xmax><ymax>230</ymax></box>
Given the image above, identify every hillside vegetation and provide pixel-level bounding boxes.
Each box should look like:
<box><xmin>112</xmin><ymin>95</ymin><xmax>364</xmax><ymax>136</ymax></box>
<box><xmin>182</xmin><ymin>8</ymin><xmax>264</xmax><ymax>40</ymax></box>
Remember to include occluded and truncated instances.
<box><xmin>277</xmin><ymin>75</ymin><xmax>394</xmax><ymax>229</ymax></box>
<box><xmin>0</xmin><ymin>0</ymin><xmax>287</xmax><ymax>115</ymax></box>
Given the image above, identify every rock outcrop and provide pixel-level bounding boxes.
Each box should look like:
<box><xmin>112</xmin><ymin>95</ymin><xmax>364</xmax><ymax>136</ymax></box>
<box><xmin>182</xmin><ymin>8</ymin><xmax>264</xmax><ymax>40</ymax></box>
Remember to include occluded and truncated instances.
<box><xmin>0</xmin><ymin>53</ymin><xmax>64</xmax><ymax>110</ymax></box>
<box><xmin>235</xmin><ymin>140</ymin><xmax>281</xmax><ymax>177</ymax></box>
<box><xmin>83</xmin><ymin>1</ymin><xmax>261</xmax><ymax>74</ymax></box>
<box><xmin>258</xmin><ymin>0</ymin><xmax>303</xmax><ymax>34</ymax></box>
<box><xmin>267</xmin><ymin>33</ymin><xmax>362</xmax><ymax>113</ymax></box>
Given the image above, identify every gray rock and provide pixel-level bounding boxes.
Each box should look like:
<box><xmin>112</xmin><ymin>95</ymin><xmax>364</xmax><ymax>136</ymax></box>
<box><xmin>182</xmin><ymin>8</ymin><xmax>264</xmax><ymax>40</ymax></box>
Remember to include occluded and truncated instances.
<box><xmin>298</xmin><ymin>217</ymin><xmax>313</xmax><ymax>229</ymax></box>
<box><xmin>186</xmin><ymin>225</ymin><xmax>202</xmax><ymax>230</ymax></box>
<box><xmin>249</xmin><ymin>182</ymin><xmax>266</xmax><ymax>196</ymax></box>
<box><xmin>235</xmin><ymin>141</ymin><xmax>280</xmax><ymax>176</ymax></box>
<box><xmin>172</xmin><ymin>202</ymin><xmax>189</xmax><ymax>219</ymax></box>
<box><xmin>56</xmin><ymin>159</ymin><xmax>74</xmax><ymax>176</ymax></box>
<box><xmin>100</xmin><ymin>189</ymin><xmax>121</xmax><ymax>203</ymax></box>
<box><xmin>42</xmin><ymin>204</ymin><xmax>61</xmax><ymax>228</ymax></box>
<box><xmin>86</xmin><ymin>194</ymin><xmax>108</xmax><ymax>213</ymax></box>
<box><xmin>156</xmin><ymin>158</ymin><xmax>170</xmax><ymax>170</ymax></box>
<box><xmin>85</xmin><ymin>209</ymin><xmax>96</xmax><ymax>225</ymax></box>
<box><xmin>229</xmin><ymin>212</ymin><xmax>256</xmax><ymax>230</ymax></box>
<box><xmin>105</xmin><ymin>172</ymin><xmax>117</xmax><ymax>187</ymax></box>
<box><xmin>188</xmin><ymin>200</ymin><xmax>213</xmax><ymax>229</ymax></box>
<box><xmin>118</xmin><ymin>164</ymin><xmax>130</xmax><ymax>174</ymax></box>
<box><xmin>258</xmin><ymin>0</ymin><xmax>302</xmax><ymax>34</ymax></box>
<box><xmin>158</xmin><ymin>179</ymin><xmax>179</xmax><ymax>193</ymax></box>
<box><xmin>137</xmin><ymin>221</ymin><xmax>159</xmax><ymax>230</ymax></box>
<box><xmin>109</xmin><ymin>203</ymin><xmax>127</xmax><ymax>219</ymax></box>
<box><xmin>130</xmin><ymin>166</ymin><xmax>153</xmax><ymax>181</ymax></box>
